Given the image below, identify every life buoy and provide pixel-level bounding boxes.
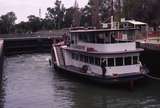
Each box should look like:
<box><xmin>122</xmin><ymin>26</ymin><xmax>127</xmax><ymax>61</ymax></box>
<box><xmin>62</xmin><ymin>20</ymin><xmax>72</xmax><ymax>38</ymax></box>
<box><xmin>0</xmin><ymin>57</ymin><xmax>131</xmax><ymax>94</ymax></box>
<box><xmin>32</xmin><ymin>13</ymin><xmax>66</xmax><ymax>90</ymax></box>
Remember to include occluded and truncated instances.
<box><xmin>82</xmin><ymin>65</ymin><xmax>88</xmax><ymax>73</ymax></box>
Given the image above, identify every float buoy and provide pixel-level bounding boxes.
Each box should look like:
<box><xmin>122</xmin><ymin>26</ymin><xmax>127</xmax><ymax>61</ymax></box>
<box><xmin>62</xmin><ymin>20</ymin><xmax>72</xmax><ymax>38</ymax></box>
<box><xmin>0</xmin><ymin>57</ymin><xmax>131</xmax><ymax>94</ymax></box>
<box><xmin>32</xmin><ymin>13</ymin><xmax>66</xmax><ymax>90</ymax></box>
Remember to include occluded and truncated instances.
<box><xmin>82</xmin><ymin>65</ymin><xmax>88</xmax><ymax>73</ymax></box>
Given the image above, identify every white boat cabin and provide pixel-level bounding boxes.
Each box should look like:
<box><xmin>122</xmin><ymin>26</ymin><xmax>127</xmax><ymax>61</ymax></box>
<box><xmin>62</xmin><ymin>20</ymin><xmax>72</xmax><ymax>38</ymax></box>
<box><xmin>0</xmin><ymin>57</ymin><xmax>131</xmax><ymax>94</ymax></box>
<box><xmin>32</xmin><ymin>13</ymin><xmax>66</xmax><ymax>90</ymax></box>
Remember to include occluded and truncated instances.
<box><xmin>61</xmin><ymin>29</ymin><xmax>143</xmax><ymax>76</ymax></box>
<box><xmin>69</xmin><ymin>29</ymin><xmax>137</xmax><ymax>52</ymax></box>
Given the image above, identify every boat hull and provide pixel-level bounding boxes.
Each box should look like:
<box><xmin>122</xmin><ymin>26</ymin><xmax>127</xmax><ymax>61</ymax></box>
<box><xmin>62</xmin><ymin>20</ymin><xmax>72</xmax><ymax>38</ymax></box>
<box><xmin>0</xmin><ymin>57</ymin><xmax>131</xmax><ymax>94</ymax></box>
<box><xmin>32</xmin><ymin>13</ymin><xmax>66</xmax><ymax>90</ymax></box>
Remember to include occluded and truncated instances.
<box><xmin>138</xmin><ymin>41</ymin><xmax>160</xmax><ymax>76</ymax></box>
<box><xmin>53</xmin><ymin>64</ymin><xmax>147</xmax><ymax>84</ymax></box>
<box><xmin>141</xmin><ymin>49</ymin><xmax>160</xmax><ymax>76</ymax></box>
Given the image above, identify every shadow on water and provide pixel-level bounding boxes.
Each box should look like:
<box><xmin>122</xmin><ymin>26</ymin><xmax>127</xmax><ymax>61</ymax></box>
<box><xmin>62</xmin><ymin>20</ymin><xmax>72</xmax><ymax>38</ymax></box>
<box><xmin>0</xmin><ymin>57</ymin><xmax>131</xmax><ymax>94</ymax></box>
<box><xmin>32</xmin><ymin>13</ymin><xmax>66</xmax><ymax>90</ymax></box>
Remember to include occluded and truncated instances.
<box><xmin>0</xmin><ymin>53</ymin><xmax>160</xmax><ymax>108</ymax></box>
<box><xmin>0</xmin><ymin>82</ymin><xmax>5</xmax><ymax>108</ymax></box>
<box><xmin>53</xmin><ymin>68</ymin><xmax>160</xmax><ymax>108</ymax></box>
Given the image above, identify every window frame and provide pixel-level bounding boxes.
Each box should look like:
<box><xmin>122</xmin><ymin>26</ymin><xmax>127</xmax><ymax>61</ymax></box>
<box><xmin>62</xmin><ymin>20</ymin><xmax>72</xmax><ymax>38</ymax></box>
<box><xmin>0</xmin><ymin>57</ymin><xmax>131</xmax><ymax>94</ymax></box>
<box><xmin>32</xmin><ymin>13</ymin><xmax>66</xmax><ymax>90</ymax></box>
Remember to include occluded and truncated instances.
<box><xmin>108</xmin><ymin>58</ymin><xmax>115</xmax><ymax>67</ymax></box>
<box><xmin>133</xmin><ymin>56</ymin><xmax>138</xmax><ymax>64</ymax></box>
<box><xmin>124</xmin><ymin>56</ymin><xmax>132</xmax><ymax>65</ymax></box>
<box><xmin>115</xmin><ymin>57</ymin><xmax>123</xmax><ymax>66</ymax></box>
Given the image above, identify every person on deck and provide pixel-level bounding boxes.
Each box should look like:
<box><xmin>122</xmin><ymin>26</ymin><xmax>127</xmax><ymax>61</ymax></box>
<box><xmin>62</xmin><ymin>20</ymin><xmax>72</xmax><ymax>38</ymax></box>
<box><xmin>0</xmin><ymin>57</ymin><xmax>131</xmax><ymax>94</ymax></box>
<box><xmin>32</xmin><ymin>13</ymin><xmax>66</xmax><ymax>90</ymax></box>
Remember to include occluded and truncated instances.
<box><xmin>101</xmin><ymin>60</ymin><xmax>106</xmax><ymax>77</ymax></box>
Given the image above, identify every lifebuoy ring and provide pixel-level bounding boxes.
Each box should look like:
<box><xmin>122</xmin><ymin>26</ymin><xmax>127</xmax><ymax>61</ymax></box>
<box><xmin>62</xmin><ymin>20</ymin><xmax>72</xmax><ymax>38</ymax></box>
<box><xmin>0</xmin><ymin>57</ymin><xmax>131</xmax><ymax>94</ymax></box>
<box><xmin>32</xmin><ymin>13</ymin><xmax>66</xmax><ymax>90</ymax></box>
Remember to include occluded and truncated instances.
<box><xmin>82</xmin><ymin>65</ymin><xmax>88</xmax><ymax>73</ymax></box>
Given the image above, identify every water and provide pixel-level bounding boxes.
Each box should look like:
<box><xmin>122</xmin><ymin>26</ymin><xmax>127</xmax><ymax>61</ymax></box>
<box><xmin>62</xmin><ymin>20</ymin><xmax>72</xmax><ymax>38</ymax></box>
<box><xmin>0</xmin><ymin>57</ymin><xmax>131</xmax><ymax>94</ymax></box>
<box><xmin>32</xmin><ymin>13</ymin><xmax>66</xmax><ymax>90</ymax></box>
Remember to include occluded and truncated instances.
<box><xmin>0</xmin><ymin>53</ymin><xmax>160</xmax><ymax>108</ymax></box>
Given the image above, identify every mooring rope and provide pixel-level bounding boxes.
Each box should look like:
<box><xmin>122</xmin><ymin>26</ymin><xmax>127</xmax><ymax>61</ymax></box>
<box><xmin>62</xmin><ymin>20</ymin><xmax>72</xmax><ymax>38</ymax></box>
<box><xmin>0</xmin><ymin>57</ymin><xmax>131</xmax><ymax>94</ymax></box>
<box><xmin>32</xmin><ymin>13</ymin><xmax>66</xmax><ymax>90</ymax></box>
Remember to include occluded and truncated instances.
<box><xmin>144</xmin><ymin>74</ymin><xmax>160</xmax><ymax>80</ymax></box>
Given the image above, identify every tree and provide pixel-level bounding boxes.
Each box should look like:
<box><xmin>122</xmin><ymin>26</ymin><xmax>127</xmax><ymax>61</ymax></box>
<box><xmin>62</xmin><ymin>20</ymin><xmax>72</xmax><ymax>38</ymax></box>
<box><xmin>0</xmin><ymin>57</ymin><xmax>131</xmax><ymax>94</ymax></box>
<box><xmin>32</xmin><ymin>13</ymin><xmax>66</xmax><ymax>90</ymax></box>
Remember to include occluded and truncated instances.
<box><xmin>90</xmin><ymin>0</ymin><xmax>100</xmax><ymax>27</ymax></box>
<box><xmin>63</xmin><ymin>7</ymin><xmax>74</xmax><ymax>28</ymax></box>
<box><xmin>27</xmin><ymin>15</ymin><xmax>42</xmax><ymax>32</ymax></box>
<box><xmin>80</xmin><ymin>0</ymin><xmax>116</xmax><ymax>27</ymax></box>
<box><xmin>46</xmin><ymin>0</ymin><xmax>65</xmax><ymax>29</ymax></box>
<box><xmin>80</xmin><ymin>5</ymin><xmax>92</xmax><ymax>26</ymax></box>
<box><xmin>122</xmin><ymin>0</ymin><xmax>160</xmax><ymax>30</ymax></box>
<box><xmin>15</xmin><ymin>21</ymin><xmax>30</xmax><ymax>33</ymax></box>
<box><xmin>72</xmin><ymin>0</ymin><xmax>81</xmax><ymax>27</ymax></box>
<box><xmin>0</xmin><ymin>12</ymin><xmax>17</xmax><ymax>34</ymax></box>
<box><xmin>99</xmin><ymin>0</ymin><xmax>114</xmax><ymax>22</ymax></box>
<box><xmin>42</xmin><ymin>18</ymin><xmax>55</xmax><ymax>30</ymax></box>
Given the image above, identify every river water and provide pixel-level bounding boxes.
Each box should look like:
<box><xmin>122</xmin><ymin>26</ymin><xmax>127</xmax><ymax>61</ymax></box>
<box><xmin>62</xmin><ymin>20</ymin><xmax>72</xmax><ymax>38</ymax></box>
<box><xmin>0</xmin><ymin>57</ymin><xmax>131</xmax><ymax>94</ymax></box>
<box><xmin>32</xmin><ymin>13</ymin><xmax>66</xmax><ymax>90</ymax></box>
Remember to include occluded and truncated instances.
<box><xmin>0</xmin><ymin>53</ymin><xmax>160</xmax><ymax>108</ymax></box>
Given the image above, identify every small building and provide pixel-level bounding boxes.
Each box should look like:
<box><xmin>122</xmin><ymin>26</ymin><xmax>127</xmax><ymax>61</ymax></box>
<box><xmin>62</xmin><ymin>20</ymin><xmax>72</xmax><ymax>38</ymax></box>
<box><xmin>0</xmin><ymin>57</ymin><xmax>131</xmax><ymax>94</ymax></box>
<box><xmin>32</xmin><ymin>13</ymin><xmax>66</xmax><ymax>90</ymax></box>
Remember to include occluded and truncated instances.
<box><xmin>121</xmin><ymin>20</ymin><xmax>147</xmax><ymax>29</ymax></box>
<box><xmin>121</xmin><ymin>20</ymin><xmax>148</xmax><ymax>40</ymax></box>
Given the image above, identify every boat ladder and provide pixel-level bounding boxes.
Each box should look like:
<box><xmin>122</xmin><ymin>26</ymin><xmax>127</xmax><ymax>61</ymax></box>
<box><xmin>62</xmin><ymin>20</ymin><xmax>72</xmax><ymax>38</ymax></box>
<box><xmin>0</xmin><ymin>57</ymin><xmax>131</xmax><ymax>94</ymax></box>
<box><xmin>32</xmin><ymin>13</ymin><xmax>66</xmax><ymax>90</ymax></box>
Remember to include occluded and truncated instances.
<box><xmin>53</xmin><ymin>46</ymin><xmax>65</xmax><ymax>66</ymax></box>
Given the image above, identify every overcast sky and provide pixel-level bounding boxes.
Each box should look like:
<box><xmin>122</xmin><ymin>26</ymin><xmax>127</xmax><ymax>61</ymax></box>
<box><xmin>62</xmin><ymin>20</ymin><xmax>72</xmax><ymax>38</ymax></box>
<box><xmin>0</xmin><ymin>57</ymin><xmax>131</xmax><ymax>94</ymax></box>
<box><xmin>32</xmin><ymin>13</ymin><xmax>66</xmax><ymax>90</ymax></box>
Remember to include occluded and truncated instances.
<box><xmin>0</xmin><ymin>0</ymin><xmax>88</xmax><ymax>23</ymax></box>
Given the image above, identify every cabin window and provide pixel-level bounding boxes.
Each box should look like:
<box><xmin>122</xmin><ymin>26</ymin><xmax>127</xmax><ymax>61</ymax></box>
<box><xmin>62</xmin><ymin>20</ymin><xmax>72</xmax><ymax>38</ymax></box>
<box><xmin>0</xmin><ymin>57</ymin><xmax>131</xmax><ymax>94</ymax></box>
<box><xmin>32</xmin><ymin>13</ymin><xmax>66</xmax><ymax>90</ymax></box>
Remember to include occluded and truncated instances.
<box><xmin>79</xmin><ymin>33</ymin><xmax>83</xmax><ymax>41</ymax></box>
<box><xmin>108</xmin><ymin>58</ymin><xmax>114</xmax><ymax>67</ymax></box>
<box><xmin>95</xmin><ymin>57</ymin><xmax>100</xmax><ymax>66</ymax></box>
<box><xmin>75</xmin><ymin>53</ymin><xmax>79</xmax><ymax>60</ymax></box>
<box><xmin>101</xmin><ymin>58</ymin><xmax>107</xmax><ymax>67</ymax></box>
<box><xmin>80</xmin><ymin>54</ymin><xmax>83</xmax><ymax>61</ymax></box>
<box><xmin>104</xmin><ymin>33</ymin><xmax>111</xmax><ymax>43</ymax></box>
<box><xmin>116</xmin><ymin>57</ymin><xmax>123</xmax><ymax>66</ymax></box>
<box><xmin>95</xmin><ymin>33</ymin><xmax>105</xmax><ymax>43</ymax></box>
<box><xmin>79</xmin><ymin>33</ymin><xmax>87</xmax><ymax>42</ymax></box>
<box><xmin>133</xmin><ymin>56</ymin><xmax>138</xmax><ymax>64</ymax></box>
<box><xmin>89</xmin><ymin>56</ymin><xmax>94</xmax><ymax>64</ymax></box>
<box><xmin>71</xmin><ymin>40</ymin><xmax>74</xmax><ymax>44</ymax></box>
<box><xmin>88</xmin><ymin>33</ymin><xmax>95</xmax><ymax>43</ymax></box>
<box><xmin>124</xmin><ymin>57</ymin><xmax>132</xmax><ymax>65</ymax></box>
<box><xmin>84</xmin><ymin>33</ymin><xmax>88</xmax><ymax>42</ymax></box>
<box><xmin>84</xmin><ymin>55</ymin><xmax>88</xmax><ymax>63</ymax></box>
<box><xmin>82</xmin><ymin>55</ymin><xmax>85</xmax><ymax>62</ymax></box>
<box><xmin>72</xmin><ymin>53</ymin><xmax>75</xmax><ymax>59</ymax></box>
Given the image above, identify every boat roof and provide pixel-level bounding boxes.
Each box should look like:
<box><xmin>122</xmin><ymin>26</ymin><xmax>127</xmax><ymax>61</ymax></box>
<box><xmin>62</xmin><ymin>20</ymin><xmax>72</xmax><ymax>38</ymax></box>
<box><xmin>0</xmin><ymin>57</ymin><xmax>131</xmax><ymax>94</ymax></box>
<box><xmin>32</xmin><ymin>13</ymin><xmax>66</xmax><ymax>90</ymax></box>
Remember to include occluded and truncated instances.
<box><xmin>70</xmin><ymin>28</ymin><xmax>138</xmax><ymax>33</ymax></box>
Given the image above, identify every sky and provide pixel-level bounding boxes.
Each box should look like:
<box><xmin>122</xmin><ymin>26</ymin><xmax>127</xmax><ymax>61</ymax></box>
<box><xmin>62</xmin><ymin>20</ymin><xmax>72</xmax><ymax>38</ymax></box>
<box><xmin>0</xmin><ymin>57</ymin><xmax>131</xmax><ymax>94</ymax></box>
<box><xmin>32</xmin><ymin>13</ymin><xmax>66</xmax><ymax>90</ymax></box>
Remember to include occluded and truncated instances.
<box><xmin>0</xmin><ymin>0</ymin><xmax>88</xmax><ymax>23</ymax></box>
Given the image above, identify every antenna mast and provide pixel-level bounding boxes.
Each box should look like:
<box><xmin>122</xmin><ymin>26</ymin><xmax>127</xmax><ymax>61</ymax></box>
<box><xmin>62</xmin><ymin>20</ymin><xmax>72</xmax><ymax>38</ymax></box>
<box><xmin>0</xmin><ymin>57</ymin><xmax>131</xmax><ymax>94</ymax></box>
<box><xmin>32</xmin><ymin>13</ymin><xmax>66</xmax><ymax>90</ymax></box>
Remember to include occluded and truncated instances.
<box><xmin>111</xmin><ymin>0</ymin><xmax>114</xmax><ymax>29</ymax></box>
<box><xmin>39</xmin><ymin>8</ymin><xmax>42</xmax><ymax>18</ymax></box>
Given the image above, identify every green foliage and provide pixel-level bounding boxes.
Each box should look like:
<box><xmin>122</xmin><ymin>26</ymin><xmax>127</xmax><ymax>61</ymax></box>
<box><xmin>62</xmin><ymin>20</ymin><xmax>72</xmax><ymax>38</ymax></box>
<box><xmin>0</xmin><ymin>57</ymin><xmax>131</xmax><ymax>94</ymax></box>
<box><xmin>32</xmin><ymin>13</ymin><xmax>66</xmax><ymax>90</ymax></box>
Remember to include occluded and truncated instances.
<box><xmin>27</xmin><ymin>15</ymin><xmax>42</xmax><ymax>32</ymax></box>
<box><xmin>46</xmin><ymin>0</ymin><xmax>65</xmax><ymax>29</ymax></box>
<box><xmin>80</xmin><ymin>0</ymin><xmax>114</xmax><ymax>26</ymax></box>
<box><xmin>99</xmin><ymin>0</ymin><xmax>113</xmax><ymax>22</ymax></box>
<box><xmin>80</xmin><ymin>5</ymin><xmax>92</xmax><ymax>26</ymax></box>
<box><xmin>42</xmin><ymin>19</ymin><xmax>55</xmax><ymax>30</ymax></box>
<box><xmin>15</xmin><ymin>21</ymin><xmax>30</xmax><ymax>33</ymax></box>
<box><xmin>122</xmin><ymin>0</ymin><xmax>160</xmax><ymax>29</ymax></box>
<box><xmin>1</xmin><ymin>0</ymin><xmax>160</xmax><ymax>34</ymax></box>
<box><xmin>63</xmin><ymin>7</ymin><xmax>74</xmax><ymax>27</ymax></box>
<box><xmin>0</xmin><ymin>12</ymin><xmax>17</xmax><ymax>34</ymax></box>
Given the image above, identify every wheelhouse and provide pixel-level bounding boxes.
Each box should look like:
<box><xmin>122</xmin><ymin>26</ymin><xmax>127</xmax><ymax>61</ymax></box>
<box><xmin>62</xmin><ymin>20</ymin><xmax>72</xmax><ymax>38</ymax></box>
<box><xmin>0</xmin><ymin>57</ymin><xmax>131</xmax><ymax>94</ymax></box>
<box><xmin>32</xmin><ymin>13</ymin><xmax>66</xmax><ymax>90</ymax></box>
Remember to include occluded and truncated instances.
<box><xmin>70</xmin><ymin>28</ymin><xmax>137</xmax><ymax>45</ymax></box>
<box><xmin>68</xmin><ymin>28</ymin><xmax>139</xmax><ymax>53</ymax></box>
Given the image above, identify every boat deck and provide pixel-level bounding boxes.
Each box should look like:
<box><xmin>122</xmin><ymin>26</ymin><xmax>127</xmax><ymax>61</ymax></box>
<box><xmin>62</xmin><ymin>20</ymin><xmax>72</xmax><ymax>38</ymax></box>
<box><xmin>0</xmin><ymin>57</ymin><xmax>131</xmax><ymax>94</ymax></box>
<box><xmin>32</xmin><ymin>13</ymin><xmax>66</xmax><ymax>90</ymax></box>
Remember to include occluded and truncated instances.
<box><xmin>61</xmin><ymin>65</ymin><xmax>101</xmax><ymax>77</ymax></box>
<box><xmin>59</xmin><ymin>65</ymin><xmax>147</xmax><ymax>78</ymax></box>
<box><xmin>54</xmin><ymin>64</ymin><xmax>148</xmax><ymax>84</ymax></box>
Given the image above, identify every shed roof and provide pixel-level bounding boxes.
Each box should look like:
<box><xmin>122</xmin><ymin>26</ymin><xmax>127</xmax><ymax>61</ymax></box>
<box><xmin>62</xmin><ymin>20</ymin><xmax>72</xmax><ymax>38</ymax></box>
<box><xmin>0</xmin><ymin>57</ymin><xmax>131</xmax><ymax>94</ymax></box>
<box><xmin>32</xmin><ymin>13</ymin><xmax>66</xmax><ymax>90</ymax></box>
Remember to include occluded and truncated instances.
<box><xmin>70</xmin><ymin>28</ymin><xmax>137</xmax><ymax>33</ymax></box>
<box><xmin>123</xmin><ymin>20</ymin><xmax>147</xmax><ymax>25</ymax></box>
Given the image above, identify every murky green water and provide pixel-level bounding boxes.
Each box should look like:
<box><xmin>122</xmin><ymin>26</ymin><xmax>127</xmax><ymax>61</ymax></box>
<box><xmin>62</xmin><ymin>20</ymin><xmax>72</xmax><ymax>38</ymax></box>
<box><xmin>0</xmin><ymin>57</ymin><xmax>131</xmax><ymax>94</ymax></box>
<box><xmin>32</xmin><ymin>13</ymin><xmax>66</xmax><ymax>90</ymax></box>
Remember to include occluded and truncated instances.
<box><xmin>0</xmin><ymin>53</ymin><xmax>160</xmax><ymax>108</ymax></box>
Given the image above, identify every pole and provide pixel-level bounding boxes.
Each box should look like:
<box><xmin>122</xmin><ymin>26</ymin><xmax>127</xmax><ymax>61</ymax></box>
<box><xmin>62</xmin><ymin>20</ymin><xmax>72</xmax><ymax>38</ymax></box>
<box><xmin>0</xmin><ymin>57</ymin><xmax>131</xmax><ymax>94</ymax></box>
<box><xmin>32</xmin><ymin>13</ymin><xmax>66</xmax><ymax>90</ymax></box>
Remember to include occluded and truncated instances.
<box><xmin>111</xmin><ymin>0</ymin><xmax>114</xmax><ymax>29</ymax></box>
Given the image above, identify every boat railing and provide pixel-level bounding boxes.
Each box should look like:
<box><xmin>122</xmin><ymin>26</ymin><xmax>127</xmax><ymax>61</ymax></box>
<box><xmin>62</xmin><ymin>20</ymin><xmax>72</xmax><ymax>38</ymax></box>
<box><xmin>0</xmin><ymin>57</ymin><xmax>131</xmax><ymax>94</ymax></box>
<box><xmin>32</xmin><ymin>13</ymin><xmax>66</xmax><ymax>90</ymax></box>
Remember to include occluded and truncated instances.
<box><xmin>77</xmin><ymin>42</ymin><xmax>136</xmax><ymax>52</ymax></box>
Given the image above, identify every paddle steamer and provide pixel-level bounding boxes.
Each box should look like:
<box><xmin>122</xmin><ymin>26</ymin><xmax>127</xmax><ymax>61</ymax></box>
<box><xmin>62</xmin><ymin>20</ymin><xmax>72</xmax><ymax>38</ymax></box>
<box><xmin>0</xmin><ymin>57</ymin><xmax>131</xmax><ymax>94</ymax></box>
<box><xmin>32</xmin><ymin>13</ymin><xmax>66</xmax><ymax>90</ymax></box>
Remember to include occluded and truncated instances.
<box><xmin>51</xmin><ymin>28</ymin><xmax>148</xmax><ymax>85</ymax></box>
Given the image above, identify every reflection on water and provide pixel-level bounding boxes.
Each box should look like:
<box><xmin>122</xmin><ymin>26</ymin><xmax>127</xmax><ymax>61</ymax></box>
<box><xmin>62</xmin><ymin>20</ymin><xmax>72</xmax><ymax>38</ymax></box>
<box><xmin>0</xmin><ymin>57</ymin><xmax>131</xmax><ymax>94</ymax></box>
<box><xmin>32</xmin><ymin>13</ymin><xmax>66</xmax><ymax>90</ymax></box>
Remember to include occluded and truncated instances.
<box><xmin>0</xmin><ymin>53</ymin><xmax>160</xmax><ymax>108</ymax></box>
<box><xmin>2</xmin><ymin>54</ymin><xmax>74</xmax><ymax>108</ymax></box>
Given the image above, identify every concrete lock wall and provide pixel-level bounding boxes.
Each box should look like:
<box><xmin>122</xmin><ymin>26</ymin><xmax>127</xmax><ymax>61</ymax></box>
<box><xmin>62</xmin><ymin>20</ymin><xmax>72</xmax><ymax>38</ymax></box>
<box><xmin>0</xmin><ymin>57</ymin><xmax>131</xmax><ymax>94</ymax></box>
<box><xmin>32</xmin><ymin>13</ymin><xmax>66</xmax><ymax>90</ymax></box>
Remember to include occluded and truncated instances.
<box><xmin>0</xmin><ymin>40</ymin><xmax>4</xmax><ymax>84</ymax></box>
<box><xmin>4</xmin><ymin>38</ymin><xmax>53</xmax><ymax>56</ymax></box>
